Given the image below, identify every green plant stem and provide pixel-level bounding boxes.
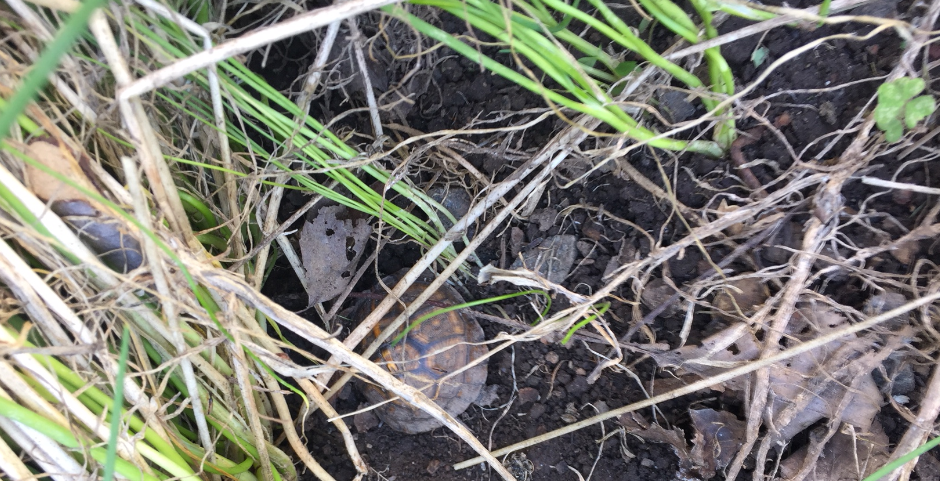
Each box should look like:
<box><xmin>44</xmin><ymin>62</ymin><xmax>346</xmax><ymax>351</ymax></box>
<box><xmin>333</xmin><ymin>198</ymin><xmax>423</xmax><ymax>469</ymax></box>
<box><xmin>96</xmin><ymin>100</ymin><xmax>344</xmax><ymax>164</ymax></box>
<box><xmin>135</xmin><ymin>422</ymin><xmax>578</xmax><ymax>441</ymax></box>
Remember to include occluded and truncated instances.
<box><xmin>102</xmin><ymin>324</ymin><xmax>131</xmax><ymax>481</ymax></box>
<box><xmin>862</xmin><ymin>435</ymin><xmax>940</xmax><ymax>481</ymax></box>
<box><xmin>388</xmin><ymin>5</ymin><xmax>722</xmax><ymax>156</ymax></box>
<box><xmin>5</xmin><ymin>325</ymin><xmax>192</xmax><ymax>470</ymax></box>
<box><xmin>0</xmin><ymin>397</ymin><xmax>165</xmax><ymax>481</ymax></box>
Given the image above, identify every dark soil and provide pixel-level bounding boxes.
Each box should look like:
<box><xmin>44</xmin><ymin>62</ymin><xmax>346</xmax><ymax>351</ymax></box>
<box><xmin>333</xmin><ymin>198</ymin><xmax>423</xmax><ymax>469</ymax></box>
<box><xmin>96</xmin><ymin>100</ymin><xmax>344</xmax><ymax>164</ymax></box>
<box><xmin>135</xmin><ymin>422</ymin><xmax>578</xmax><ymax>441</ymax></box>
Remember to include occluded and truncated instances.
<box><xmin>252</xmin><ymin>3</ymin><xmax>940</xmax><ymax>480</ymax></box>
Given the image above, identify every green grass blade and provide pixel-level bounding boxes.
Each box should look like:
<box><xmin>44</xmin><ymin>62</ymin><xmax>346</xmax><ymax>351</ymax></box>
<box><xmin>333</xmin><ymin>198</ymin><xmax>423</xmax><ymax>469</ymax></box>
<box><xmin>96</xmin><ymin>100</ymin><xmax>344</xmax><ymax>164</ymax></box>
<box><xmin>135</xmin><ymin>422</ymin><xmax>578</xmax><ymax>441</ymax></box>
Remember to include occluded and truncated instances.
<box><xmin>102</xmin><ymin>323</ymin><xmax>132</xmax><ymax>481</ymax></box>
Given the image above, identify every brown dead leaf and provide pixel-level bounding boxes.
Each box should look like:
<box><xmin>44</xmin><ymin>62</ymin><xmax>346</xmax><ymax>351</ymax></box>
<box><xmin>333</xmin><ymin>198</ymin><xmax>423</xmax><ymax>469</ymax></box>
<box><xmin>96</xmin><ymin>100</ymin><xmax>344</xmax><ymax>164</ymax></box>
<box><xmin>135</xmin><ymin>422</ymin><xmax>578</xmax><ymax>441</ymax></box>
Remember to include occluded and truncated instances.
<box><xmin>641</xmin><ymin>277</ymin><xmax>682</xmax><ymax>318</ymax></box>
<box><xmin>889</xmin><ymin>238</ymin><xmax>920</xmax><ymax>265</ymax></box>
<box><xmin>300</xmin><ymin>205</ymin><xmax>372</xmax><ymax>305</ymax></box>
<box><xmin>779</xmin><ymin>421</ymin><xmax>890</xmax><ymax>480</ymax></box>
<box><xmin>653</xmin><ymin>300</ymin><xmax>902</xmax><ymax>456</ymax></box>
<box><xmin>22</xmin><ymin>139</ymin><xmax>97</xmax><ymax>202</ymax></box>
<box><xmin>713</xmin><ymin>275</ymin><xmax>769</xmax><ymax>322</ymax></box>
<box><xmin>689</xmin><ymin>409</ymin><xmax>746</xmax><ymax>479</ymax></box>
<box><xmin>650</xmin><ymin>322</ymin><xmax>761</xmax><ymax>394</ymax></box>
<box><xmin>767</xmin><ymin>302</ymin><xmax>897</xmax><ymax>441</ymax></box>
<box><xmin>619</xmin><ymin>412</ymin><xmax>697</xmax><ymax>480</ymax></box>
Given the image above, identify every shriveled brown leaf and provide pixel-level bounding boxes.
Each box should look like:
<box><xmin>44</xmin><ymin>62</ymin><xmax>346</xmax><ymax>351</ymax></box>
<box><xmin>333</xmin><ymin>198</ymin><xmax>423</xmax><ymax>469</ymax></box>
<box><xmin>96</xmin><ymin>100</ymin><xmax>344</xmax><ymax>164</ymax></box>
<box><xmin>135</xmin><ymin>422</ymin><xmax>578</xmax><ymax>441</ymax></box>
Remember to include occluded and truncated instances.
<box><xmin>713</xmin><ymin>275</ymin><xmax>769</xmax><ymax>322</ymax></box>
<box><xmin>767</xmin><ymin>303</ymin><xmax>887</xmax><ymax>441</ymax></box>
<box><xmin>641</xmin><ymin>277</ymin><xmax>682</xmax><ymax>318</ymax></box>
<box><xmin>509</xmin><ymin>234</ymin><xmax>578</xmax><ymax>285</ymax></box>
<box><xmin>618</xmin><ymin>412</ymin><xmax>698</xmax><ymax>481</ymax></box>
<box><xmin>22</xmin><ymin>139</ymin><xmax>96</xmax><ymax>202</ymax></box>
<box><xmin>779</xmin><ymin>421</ymin><xmax>890</xmax><ymax>481</ymax></box>
<box><xmin>650</xmin><ymin>322</ymin><xmax>761</xmax><ymax>394</ymax></box>
<box><xmin>300</xmin><ymin>205</ymin><xmax>372</xmax><ymax>305</ymax></box>
<box><xmin>689</xmin><ymin>409</ymin><xmax>747</xmax><ymax>479</ymax></box>
<box><xmin>717</xmin><ymin>199</ymin><xmax>744</xmax><ymax>236</ymax></box>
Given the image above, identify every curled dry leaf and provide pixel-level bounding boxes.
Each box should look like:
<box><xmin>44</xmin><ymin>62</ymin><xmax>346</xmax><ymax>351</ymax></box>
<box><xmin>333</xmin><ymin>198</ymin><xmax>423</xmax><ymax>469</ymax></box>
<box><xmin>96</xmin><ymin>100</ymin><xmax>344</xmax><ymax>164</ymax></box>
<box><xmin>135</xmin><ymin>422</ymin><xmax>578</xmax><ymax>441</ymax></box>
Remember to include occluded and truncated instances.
<box><xmin>618</xmin><ymin>412</ymin><xmax>709</xmax><ymax>481</ymax></box>
<box><xmin>779</xmin><ymin>421</ymin><xmax>890</xmax><ymax>481</ymax></box>
<box><xmin>651</xmin><ymin>298</ymin><xmax>907</xmax><ymax>463</ymax></box>
<box><xmin>766</xmin><ymin>303</ymin><xmax>890</xmax><ymax>441</ymax></box>
<box><xmin>299</xmin><ymin>205</ymin><xmax>371</xmax><ymax>305</ymax></box>
<box><xmin>713</xmin><ymin>275</ymin><xmax>769</xmax><ymax>322</ymax></box>
<box><xmin>864</xmin><ymin>291</ymin><xmax>911</xmax><ymax>330</ymax></box>
<box><xmin>717</xmin><ymin>199</ymin><xmax>744</xmax><ymax>236</ymax></box>
<box><xmin>689</xmin><ymin>409</ymin><xmax>747</xmax><ymax>479</ymax></box>
<box><xmin>651</xmin><ymin>322</ymin><xmax>762</xmax><ymax>394</ymax></box>
<box><xmin>889</xmin><ymin>238</ymin><xmax>921</xmax><ymax>265</ymax></box>
<box><xmin>641</xmin><ymin>277</ymin><xmax>682</xmax><ymax>318</ymax></box>
<box><xmin>22</xmin><ymin>139</ymin><xmax>143</xmax><ymax>273</ymax></box>
<box><xmin>509</xmin><ymin>234</ymin><xmax>578</xmax><ymax>284</ymax></box>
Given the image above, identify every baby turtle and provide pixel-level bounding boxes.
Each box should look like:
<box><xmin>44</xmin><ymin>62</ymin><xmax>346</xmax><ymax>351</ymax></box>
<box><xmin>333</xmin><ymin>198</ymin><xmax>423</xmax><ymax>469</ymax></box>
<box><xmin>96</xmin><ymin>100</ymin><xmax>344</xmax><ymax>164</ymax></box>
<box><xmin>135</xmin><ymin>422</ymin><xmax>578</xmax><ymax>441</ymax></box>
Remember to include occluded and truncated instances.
<box><xmin>355</xmin><ymin>275</ymin><xmax>488</xmax><ymax>434</ymax></box>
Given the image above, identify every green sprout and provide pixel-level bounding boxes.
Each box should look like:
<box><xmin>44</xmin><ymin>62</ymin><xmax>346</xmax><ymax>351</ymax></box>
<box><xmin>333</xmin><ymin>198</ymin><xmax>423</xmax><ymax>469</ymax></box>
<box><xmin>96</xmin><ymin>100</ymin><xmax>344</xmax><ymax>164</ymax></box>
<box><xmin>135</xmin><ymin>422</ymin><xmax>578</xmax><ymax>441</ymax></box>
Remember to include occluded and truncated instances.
<box><xmin>874</xmin><ymin>77</ymin><xmax>936</xmax><ymax>143</ymax></box>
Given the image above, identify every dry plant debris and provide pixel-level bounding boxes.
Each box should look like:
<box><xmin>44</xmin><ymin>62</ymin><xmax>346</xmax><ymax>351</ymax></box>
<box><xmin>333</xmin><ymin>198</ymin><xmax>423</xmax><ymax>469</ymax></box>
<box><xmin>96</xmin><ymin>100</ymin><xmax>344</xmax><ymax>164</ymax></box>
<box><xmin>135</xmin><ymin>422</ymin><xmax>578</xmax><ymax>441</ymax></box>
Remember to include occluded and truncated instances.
<box><xmin>3</xmin><ymin>0</ymin><xmax>940</xmax><ymax>479</ymax></box>
<box><xmin>300</xmin><ymin>204</ymin><xmax>372</xmax><ymax>305</ymax></box>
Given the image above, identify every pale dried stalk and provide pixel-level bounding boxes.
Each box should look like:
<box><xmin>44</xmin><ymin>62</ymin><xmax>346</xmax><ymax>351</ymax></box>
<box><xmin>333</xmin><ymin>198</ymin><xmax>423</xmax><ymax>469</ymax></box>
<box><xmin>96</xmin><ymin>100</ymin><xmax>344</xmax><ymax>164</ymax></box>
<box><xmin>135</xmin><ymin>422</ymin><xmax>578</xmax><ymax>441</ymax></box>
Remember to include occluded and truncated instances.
<box><xmin>0</xmin><ymin>392</ymin><xmax>89</xmax><ymax>481</ymax></box>
<box><xmin>132</xmin><ymin>0</ymin><xmax>245</xmax><ymax>268</ymax></box>
<box><xmin>89</xmin><ymin>11</ymin><xmax>197</xmax><ymax>248</ymax></box>
<box><xmin>0</xmin><ymin>429</ymin><xmax>33</xmax><ymax>480</ymax></box>
<box><xmin>860</xmin><ymin>177</ymin><xmax>940</xmax><ymax>196</ymax></box>
<box><xmin>0</xmin><ymin>240</ymin><xmax>71</xmax><ymax>347</ymax></box>
<box><xmin>347</xmin><ymin>18</ymin><xmax>383</xmax><ymax>138</ymax></box>
<box><xmin>232</xmin><ymin>303</ymin><xmax>366</xmax><ymax>478</ymax></box>
<box><xmin>123</xmin><ymin>153</ymin><xmax>216</xmax><ymax>473</ymax></box>
<box><xmin>230</xmin><ymin>340</ymin><xmax>276</xmax><ymax>481</ymax></box>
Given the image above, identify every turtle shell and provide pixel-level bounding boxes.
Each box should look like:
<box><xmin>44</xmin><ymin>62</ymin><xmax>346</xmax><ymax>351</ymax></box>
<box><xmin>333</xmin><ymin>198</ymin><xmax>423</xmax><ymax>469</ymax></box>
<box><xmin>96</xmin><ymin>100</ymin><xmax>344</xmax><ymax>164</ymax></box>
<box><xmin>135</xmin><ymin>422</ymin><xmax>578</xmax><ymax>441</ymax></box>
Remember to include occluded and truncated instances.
<box><xmin>357</xmin><ymin>280</ymin><xmax>488</xmax><ymax>434</ymax></box>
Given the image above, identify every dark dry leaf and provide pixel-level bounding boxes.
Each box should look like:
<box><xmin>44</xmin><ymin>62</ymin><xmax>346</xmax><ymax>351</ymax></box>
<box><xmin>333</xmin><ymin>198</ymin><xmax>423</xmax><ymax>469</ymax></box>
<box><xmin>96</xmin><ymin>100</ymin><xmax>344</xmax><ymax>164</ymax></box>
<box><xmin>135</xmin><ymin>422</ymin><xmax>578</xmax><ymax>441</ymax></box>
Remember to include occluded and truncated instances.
<box><xmin>641</xmin><ymin>277</ymin><xmax>682</xmax><ymax>318</ymax></box>
<box><xmin>511</xmin><ymin>234</ymin><xmax>578</xmax><ymax>284</ymax></box>
<box><xmin>618</xmin><ymin>413</ymin><xmax>698</xmax><ymax>480</ymax></box>
<box><xmin>767</xmin><ymin>304</ymin><xmax>887</xmax><ymax>441</ymax></box>
<box><xmin>689</xmin><ymin>409</ymin><xmax>746</xmax><ymax>479</ymax></box>
<box><xmin>914</xmin><ymin>451</ymin><xmax>940</xmax><ymax>481</ymax></box>
<box><xmin>352</xmin><ymin>404</ymin><xmax>379</xmax><ymax>433</ymax></box>
<box><xmin>650</xmin><ymin>322</ymin><xmax>761</xmax><ymax>394</ymax></box>
<box><xmin>712</xmin><ymin>275</ymin><xmax>769</xmax><ymax>322</ymax></box>
<box><xmin>779</xmin><ymin>421</ymin><xmax>890</xmax><ymax>480</ymax></box>
<box><xmin>300</xmin><ymin>205</ymin><xmax>371</xmax><ymax>305</ymax></box>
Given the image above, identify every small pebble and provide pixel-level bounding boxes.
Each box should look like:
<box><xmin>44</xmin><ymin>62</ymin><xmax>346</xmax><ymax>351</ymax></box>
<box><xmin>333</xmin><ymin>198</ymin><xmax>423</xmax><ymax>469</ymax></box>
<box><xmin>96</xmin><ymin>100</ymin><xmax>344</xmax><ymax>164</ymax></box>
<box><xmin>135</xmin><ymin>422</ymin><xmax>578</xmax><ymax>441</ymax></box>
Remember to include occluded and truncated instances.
<box><xmin>518</xmin><ymin>387</ymin><xmax>540</xmax><ymax>404</ymax></box>
<box><xmin>545</xmin><ymin>351</ymin><xmax>560</xmax><ymax>365</ymax></box>
<box><xmin>529</xmin><ymin>403</ymin><xmax>547</xmax><ymax>420</ymax></box>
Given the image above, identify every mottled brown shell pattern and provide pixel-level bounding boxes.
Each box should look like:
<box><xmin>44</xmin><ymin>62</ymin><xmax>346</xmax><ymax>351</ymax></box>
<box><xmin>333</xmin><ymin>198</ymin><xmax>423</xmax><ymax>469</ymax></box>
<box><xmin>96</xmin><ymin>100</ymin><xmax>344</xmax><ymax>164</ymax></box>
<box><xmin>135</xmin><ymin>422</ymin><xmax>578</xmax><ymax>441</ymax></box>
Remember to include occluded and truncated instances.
<box><xmin>357</xmin><ymin>280</ymin><xmax>488</xmax><ymax>434</ymax></box>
